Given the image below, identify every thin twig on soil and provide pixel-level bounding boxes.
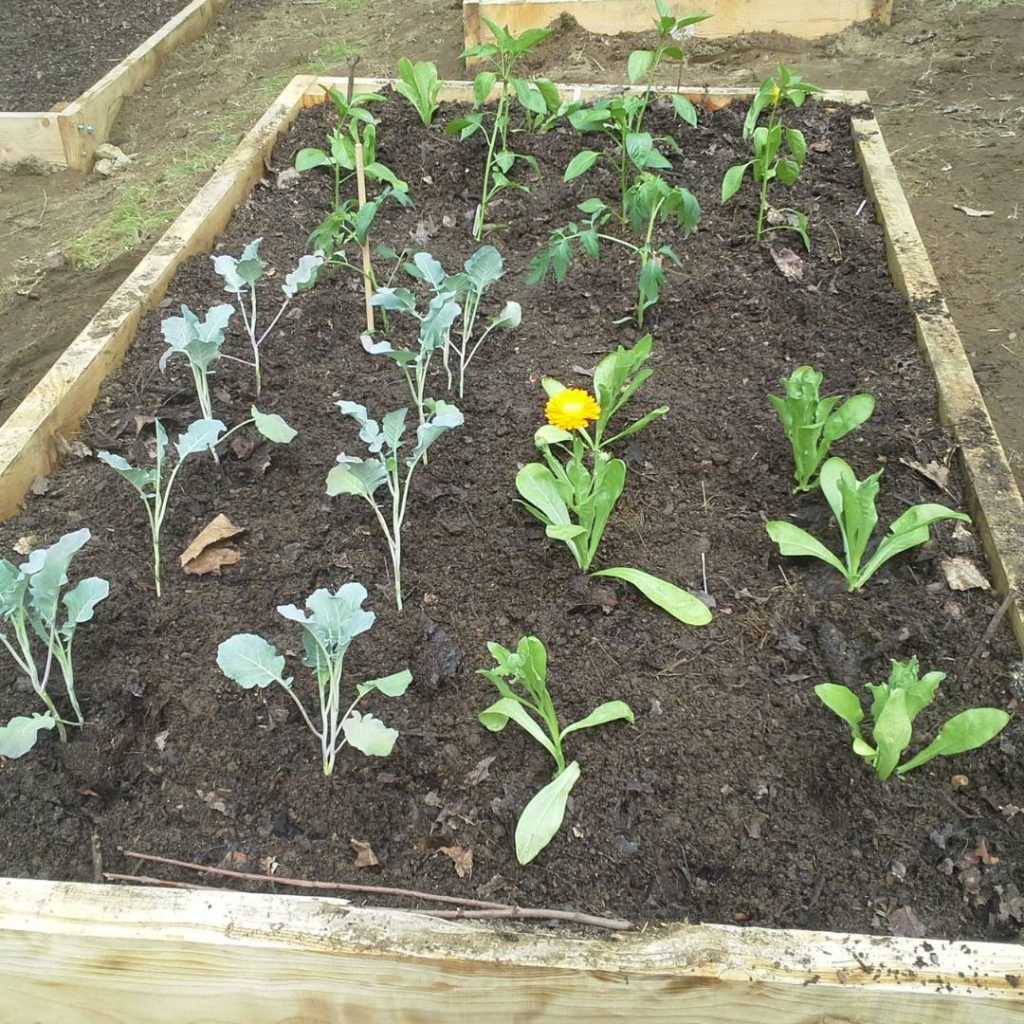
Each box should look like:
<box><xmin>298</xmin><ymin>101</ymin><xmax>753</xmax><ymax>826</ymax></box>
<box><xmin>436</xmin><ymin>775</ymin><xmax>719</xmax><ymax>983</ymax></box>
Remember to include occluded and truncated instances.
<box><xmin>965</xmin><ymin>589</ymin><xmax>1018</xmax><ymax>667</ymax></box>
<box><xmin>117</xmin><ymin>850</ymin><xmax>636</xmax><ymax>930</ymax></box>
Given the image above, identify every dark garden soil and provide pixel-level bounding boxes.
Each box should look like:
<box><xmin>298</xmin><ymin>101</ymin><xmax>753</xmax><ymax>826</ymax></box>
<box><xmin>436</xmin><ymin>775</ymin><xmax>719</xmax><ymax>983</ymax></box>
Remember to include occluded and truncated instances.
<box><xmin>0</xmin><ymin>0</ymin><xmax>264</xmax><ymax>112</ymax></box>
<box><xmin>1</xmin><ymin>93</ymin><xmax>1021</xmax><ymax>942</ymax></box>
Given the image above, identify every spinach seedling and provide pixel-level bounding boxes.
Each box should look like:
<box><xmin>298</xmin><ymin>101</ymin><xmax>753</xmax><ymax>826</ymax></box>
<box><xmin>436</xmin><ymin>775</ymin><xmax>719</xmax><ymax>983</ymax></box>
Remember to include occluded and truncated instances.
<box><xmin>0</xmin><ymin>529</ymin><xmax>108</xmax><ymax>755</ymax></box>
<box><xmin>816</xmin><ymin>656</ymin><xmax>1010</xmax><ymax>781</ymax></box>
<box><xmin>327</xmin><ymin>399</ymin><xmax>464</xmax><ymax>610</ymax></box>
<box><xmin>478</xmin><ymin>635</ymin><xmax>633</xmax><ymax>864</ymax></box>
<box><xmin>543</xmin><ymin>334</ymin><xmax>668</xmax><ymax>453</ymax></box>
<box><xmin>518</xmin><ymin>395</ymin><xmax>712</xmax><ymax>626</ymax></box>
<box><xmin>721</xmin><ymin>63</ymin><xmax>822</xmax><ymax>248</ymax></box>
<box><xmin>400</xmin><ymin>246</ymin><xmax>521</xmax><ymax>396</ymax></box>
<box><xmin>295</xmin><ymin>87</ymin><xmax>407</xmax><ymax>207</ymax></box>
<box><xmin>159</xmin><ymin>303</ymin><xmax>234</xmax><ymax>423</ymax></box>
<box><xmin>451</xmin><ymin>17</ymin><xmax>553</xmax><ymax>239</ymax></box>
<box><xmin>213</xmin><ymin>238</ymin><xmax>323</xmax><ymax>397</ymax></box>
<box><xmin>395</xmin><ymin>57</ymin><xmax>442</xmax><ymax>126</ymax></box>
<box><xmin>766</xmin><ymin>457</ymin><xmax>970</xmax><ymax>590</ymax></box>
<box><xmin>218</xmin><ymin>583</ymin><xmax>412</xmax><ymax>776</ymax></box>
<box><xmin>769</xmin><ymin>365</ymin><xmax>875</xmax><ymax>493</ymax></box>
<box><xmin>529</xmin><ymin>175</ymin><xmax>700</xmax><ymax>327</ymax></box>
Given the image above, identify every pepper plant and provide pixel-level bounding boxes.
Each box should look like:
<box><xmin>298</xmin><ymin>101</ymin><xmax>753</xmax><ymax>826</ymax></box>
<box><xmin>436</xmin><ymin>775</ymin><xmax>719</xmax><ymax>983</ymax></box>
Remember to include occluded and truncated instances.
<box><xmin>0</xmin><ymin>529</ymin><xmax>109</xmax><ymax>757</ymax></box>
<box><xmin>218</xmin><ymin>583</ymin><xmax>412</xmax><ymax>776</ymax></box>
<box><xmin>769</xmin><ymin>366</ymin><xmax>875</xmax><ymax>493</ymax></box>
<box><xmin>212</xmin><ymin>238</ymin><xmax>323</xmax><ymax>397</ymax></box>
<box><xmin>478</xmin><ymin>636</ymin><xmax>633</xmax><ymax>864</ymax></box>
<box><xmin>816</xmin><ymin>657</ymin><xmax>1009</xmax><ymax>781</ymax></box>
<box><xmin>721</xmin><ymin>64</ymin><xmax>822</xmax><ymax>248</ymax></box>
<box><xmin>542</xmin><ymin>334</ymin><xmax>668</xmax><ymax>453</ymax></box>
<box><xmin>451</xmin><ymin>18</ymin><xmax>553</xmax><ymax>239</ymax></box>
<box><xmin>529</xmin><ymin>174</ymin><xmax>701</xmax><ymax>326</ymax></box>
<box><xmin>326</xmin><ymin>399</ymin><xmax>464</xmax><ymax>610</ymax></box>
<box><xmin>766</xmin><ymin>457</ymin><xmax>970</xmax><ymax>590</ymax></box>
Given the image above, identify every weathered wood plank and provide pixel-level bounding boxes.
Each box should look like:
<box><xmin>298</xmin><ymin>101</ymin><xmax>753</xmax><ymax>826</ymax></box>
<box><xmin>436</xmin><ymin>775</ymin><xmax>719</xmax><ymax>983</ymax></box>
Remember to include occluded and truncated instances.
<box><xmin>58</xmin><ymin>0</ymin><xmax>231</xmax><ymax>170</ymax></box>
<box><xmin>0</xmin><ymin>879</ymin><xmax>1021</xmax><ymax>1024</ymax></box>
<box><xmin>0</xmin><ymin>112</ymin><xmax>65</xmax><ymax>166</ymax></box>
<box><xmin>464</xmin><ymin>0</ymin><xmax>893</xmax><ymax>51</ymax></box>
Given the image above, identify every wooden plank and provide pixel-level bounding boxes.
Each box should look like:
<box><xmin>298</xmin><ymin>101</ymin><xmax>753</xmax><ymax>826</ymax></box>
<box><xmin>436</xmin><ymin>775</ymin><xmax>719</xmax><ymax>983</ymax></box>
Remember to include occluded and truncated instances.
<box><xmin>0</xmin><ymin>878</ymin><xmax>1021</xmax><ymax>1024</ymax></box>
<box><xmin>1</xmin><ymin>78</ymin><xmax>1023</xmax><ymax>1023</ymax></box>
<box><xmin>0</xmin><ymin>75</ymin><xmax>317</xmax><ymax>519</ymax></box>
<box><xmin>464</xmin><ymin>0</ymin><xmax>893</xmax><ymax>51</ymax></box>
<box><xmin>0</xmin><ymin>112</ymin><xmax>65</xmax><ymax>166</ymax></box>
<box><xmin>852</xmin><ymin>116</ymin><xmax>1024</xmax><ymax>650</ymax></box>
<box><xmin>58</xmin><ymin>0</ymin><xmax>230</xmax><ymax>170</ymax></box>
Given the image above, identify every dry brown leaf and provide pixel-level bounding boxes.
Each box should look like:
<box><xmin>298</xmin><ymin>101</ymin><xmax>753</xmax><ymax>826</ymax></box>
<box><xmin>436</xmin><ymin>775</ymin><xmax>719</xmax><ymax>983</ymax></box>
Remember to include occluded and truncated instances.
<box><xmin>439</xmin><ymin>845</ymin><xmax>473</xmax><ymax>879</ymax></box>
<box><xmin>971</xmin><ymin>837</ymin><xmax>999</xmax><ymax>866</ymax></box>
<box><xmin>180</xmin><ymin>514</ymin><xmax>245</xmax><ymax>566</ymax></box>
<box><xmin>183</xmin><ymin>545</ymin><xmax>241</xmax><ymax>577</ymax></box>
<box><xmin>220</xmin><ymin>850</ymin><xmax>250</xmax><ymax>869</ymax></box>
<box><xmin>899</xmin><ymin>457</ymin><xmax>950</xmax><ymax>493</ymax></box>
<box><xmin>941</xmin><ymin>556</ymin><xmax>990</xmax><ymax>592</ymax></box>
<box><xmin>230</xmin><ymin>435</ymin><xmax>257</xmax><ymax>460</ymax></box>
<box><xmin>953</xmin><ymin>204</ymin><xmax>994</xmax><ymax>218</ymax></box>
<box><xmin>351</xmin><ymin>839</ymin><xmax>379</xmax><ymax>868</ymax></box>
<box><xmin>769</xmin><ymin>245</ymin><xmax>804</xmax><ymax>281</ymax></box>
<box><xmin>199</xmin><ymin>788</ymin><xmax>236</xmax><ymax>817</ymax></box>
<box><xmin>465</xmin><ymin>756</ymin><xmax>496</xmax><ymax>788</ymax></box>
<box><xmin>181</xmin><ymin>514</ymin><xmax>245</xmax><ymax>576</ymax></box>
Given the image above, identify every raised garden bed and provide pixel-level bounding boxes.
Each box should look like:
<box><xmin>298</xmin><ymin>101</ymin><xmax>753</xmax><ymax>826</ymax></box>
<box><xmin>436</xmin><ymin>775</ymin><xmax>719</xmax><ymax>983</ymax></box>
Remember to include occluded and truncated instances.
<box><xmin>464</xmin><ymin>0</ymin><xmax>894</xmax><ymax>54</ymax></box>
<box><xmin>0</xmin><ymin>75</ymin><xmax>1022</xmax><ymax>1020</ymax></box>
<box><xmin>0</xmin><ymin>0</ymin><xmax>228</xmax><ymax>170</ymax></box>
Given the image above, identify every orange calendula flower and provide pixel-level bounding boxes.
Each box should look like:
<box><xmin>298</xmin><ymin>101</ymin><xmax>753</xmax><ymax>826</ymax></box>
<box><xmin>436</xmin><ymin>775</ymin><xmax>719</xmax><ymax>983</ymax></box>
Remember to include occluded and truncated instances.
<box><xmin>546</xmin><ymin>389</ymin><xmax>601</xmax><ymax>432</ymax></box>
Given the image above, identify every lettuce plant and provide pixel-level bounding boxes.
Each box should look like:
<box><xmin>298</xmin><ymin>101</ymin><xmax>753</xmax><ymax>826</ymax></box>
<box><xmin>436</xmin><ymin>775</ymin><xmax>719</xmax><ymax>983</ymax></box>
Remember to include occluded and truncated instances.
<box><xmin>766</xmin><ymin>457</ymin><xmax>970</xmax><ymax>590</ymax></box>
<box><xmin>400</xmin><ymin>247</ymin><xmax>521</xmax><ymax>396</ymax></box>
<box><xmin>478</xmin><ymin>636</ymin><xmax>633</xmax><ymax>864</ymax></box>
<box><xmin>0</xmin><ymin>529</ymin><xmax>108</xmax><ymax>755</ymax></box>
<box><xmin>451</xmin><ymin>17</ymin><xmax>553</xmax><ymax>239</ymax></box>
<box><xmin>295</xmin><ymin>87</ymin><xmax>407</xmax><ymax>207</ymax></box>
<box><xmin>543</xmin><ymin>334</ymin><xmax>667</xmax><ymax>453</ymax></box>
<box><xmin>518</xmin><ymin>396</ymin><xmax>712</xmax><ymax>626</ymax></box>
<box><xmin>529</xmin><ymin>175</ymin><xmax>700</xmax><ymax>326</ymax></box>
<box><xmin>721</xmin><ymin>64</ymin><xmax>822</xmax><ymax>248</ymax></box>
<box><xmin>212</xmin><ymin>238</ymin><xmax>324</xmax><ymax>397</ymax></box>
<box><xmin>218</xmin><ymin>583</ymin><xmax>412</xmax><ymax>776</ymax></box>
<box><xmin>816</xmin><ymin>657</ymin><xmax>1010</xmax><ymax>780</ymax></box>
<box><xmin>395</xmin><ymin>57</ymin><xmax>442</xmax><ymax>125</ymax></box>
<box><xmin>159</xmin><ymin>303</ymin><xmax>234</xmax><ymax>422</ymax></box>
<box><xmin>769</xmin><ymin>366</ymin><xmax>875</xmax><ymax>493</ymax></box>
<box><xmin>326</xmin><ymin>399</ymin><xmax>463</xmax><ymax>610</ymax></box>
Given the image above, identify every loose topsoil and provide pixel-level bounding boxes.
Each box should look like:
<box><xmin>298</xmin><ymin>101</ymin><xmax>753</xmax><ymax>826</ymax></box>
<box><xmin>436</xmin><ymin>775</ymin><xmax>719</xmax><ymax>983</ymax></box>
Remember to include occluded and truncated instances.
<box><xmin>1</xmin><ymin>91</ymin><xmax>1021</xmax><ymax>941</ymax></box>
<box><xmin>1</xmin><ymin>0</ymin><xmax>261</xmax><ymax>112</ymax></box>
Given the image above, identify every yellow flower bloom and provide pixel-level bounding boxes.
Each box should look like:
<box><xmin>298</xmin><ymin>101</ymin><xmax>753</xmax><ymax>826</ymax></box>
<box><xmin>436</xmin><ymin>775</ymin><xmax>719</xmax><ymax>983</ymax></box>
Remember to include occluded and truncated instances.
<box><xmin>770</xmin><ymin>83</ymin><xmax>781</xmax><ymax>107</ymax></box>
<box><xmin>546</xmin><ymin>389</ymin><xmax>602</xmax><ymax>432</ymax></box>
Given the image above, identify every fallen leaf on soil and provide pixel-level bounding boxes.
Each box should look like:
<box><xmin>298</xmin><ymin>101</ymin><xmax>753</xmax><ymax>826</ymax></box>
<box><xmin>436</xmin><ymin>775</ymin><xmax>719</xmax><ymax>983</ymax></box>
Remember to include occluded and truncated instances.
<box><xmin>808</xmin><ymin>139</ymin><xmax>833</xmax><ymax>154</ymax></box>
<box><xmin>13</xmin><ymin>535</ymin><xmax>38</xmax><ymax>555</ymax></box>
<box><xmin>465</xmin><ymin>755</ymin><xmax>496</xmax><ymax>787</ymax></box>
<box><xmin>953</xmin><ymin>204</ymin><xmax>994</xmax><ymax>218</ymax></box>
<box><xmin>899</xmin><ymin>456</ymin><xmax>950</xmax><ymax>492</ymax></box>
<box><xmin>153</xmin><ymin>730</ymin><xmax>169</xmax><ymax>752</ymax></box>
<box><xmin>769</xmin><ymin>246</ymin><xmax>804</xmax><ymax>281</ymax></box>
<box><xmin>260</xmin><ymin>855</ymin><xmax>280</xmax><ymax>876</ymax></box>
<box><xmin>199</xmin><ymin>788</ymin><xmax>236</xmax><ymax>817</ymax></box>
<box><xmin>351</xmin><ymin>839</ymin><xmax>379</xmax><ymax>868</ymax></box>
<box><xmin>745</xmin><ymin>813</ymin><xmax>767</xmax><ymax>839</ymax></box>
<box><xmin>220</xmin><ymin>850</ymin><xmax>250</xmax><ymax>869</ymax></box>
<box><xmin>996</xmin><ymin>884</ymin><xmax>1024</xmax><ymax>925</ymax></box>
<box><xmin>1001</xmin><ymin>804</ymin><xmax>1021</xmax><ymax>821</ymax></box>
<box><xmin>568</xmin><ymin>585</ymin><xmax>619</xmax><ymax>615</ymax></box>
<box><xmin>56</xmin><ymin>435</ymin><xmax>92</xmax><ymax>459</ymax></box>
<box><xmin>439</xmin><ymin>845</ymin><xmax>473</xmax><ymax>879</ymax></box>
<box><xmin>180</xmin><ymin>514</ymin><xmax>246</xmax><ymax>575</ymax></box>
<box><xmin>230</xmin><ymin>435</ymin><xmax>256</xmax><ymax>460</ymax></box>
<box><xmin>888</xmin><ymin>906</ymin><xmax>926</xmax><ymax>937</ymax></box>
<box><xmin>940</xmin><ymin>556</ymin><xmax>990</xmax><ymax>592</ymax></box>
<box><xmin>969</xmin><ymin>837</ymin><xmax>999</xmax><ymax>865</ymax></box>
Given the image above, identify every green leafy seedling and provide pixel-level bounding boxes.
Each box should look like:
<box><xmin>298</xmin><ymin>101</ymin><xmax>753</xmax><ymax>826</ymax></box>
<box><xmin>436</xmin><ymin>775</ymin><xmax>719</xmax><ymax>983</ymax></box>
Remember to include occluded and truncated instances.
<box><xmin>766</xmin><ymin>457</ymin><xmax>970</xmax><ymax>590</ymax></box>
<box><xmin>478</xmin><ymin>636</ymin><xmax>633</xmax><ymax>864</ymax></box>
<box><xmin>816</xmin><ymin>656</ymin><xmax>1009</xmax><ymax>780</ymax></box>
<box><xmin>769</xmin><ymin>366</ymin><xmax>875</xmax><ymax>492</ymax></box>
<box><xmin>218</xmin><ymin>583</ymin><xmax>412</xmax><ymax>776</ymax></box>
<box><xmin>395</xmin><ymin>58</ymin><xmax>442</xmax><ymax>125</ymax></box>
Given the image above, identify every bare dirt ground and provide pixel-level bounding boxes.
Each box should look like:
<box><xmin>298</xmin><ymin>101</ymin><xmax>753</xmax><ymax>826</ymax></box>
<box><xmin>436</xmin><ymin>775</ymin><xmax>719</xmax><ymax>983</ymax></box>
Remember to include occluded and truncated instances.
<box><xmin>0</xmin><ymin>0</ymin><xmax>1021</xmax><ymax>480</ymax></box>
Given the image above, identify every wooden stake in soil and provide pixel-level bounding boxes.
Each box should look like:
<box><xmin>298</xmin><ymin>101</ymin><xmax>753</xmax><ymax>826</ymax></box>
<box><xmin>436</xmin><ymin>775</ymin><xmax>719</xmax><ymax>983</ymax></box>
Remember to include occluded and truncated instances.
<box><xmin>354</xmin><ymin>140</ymin><xmax>375</xmax><ymax>334</ymax></box>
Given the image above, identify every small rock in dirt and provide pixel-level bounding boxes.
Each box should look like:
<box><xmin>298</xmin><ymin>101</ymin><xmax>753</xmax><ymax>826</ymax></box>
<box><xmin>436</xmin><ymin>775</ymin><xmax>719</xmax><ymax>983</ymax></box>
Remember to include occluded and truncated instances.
<box><xmin>648</xmin><ymin>698</ymin><xmax>663</xmax><ymax>718</ymax></box>
<box><xmin>30</xmin><ymin>476</ymin><xmax>50</xmax><ymax>496</ymax></box>
<box><xmin>950</xmin><ymin>774</ymin><xmax>969</xmax><ymax>788</ymax></box>
<box><xmin>888</xmin><ymin>906</ymin><xmax>926</xmax><ymax>937</ymax></box>
<box><xmin>612</xmin><ymin>836</ymin><xmax>638</xmax><ymax>858</ymax></box>
<box><xmin>351</xmin><ymin>839</ymin><xmax>379</xmax><ymax>868</ymax></box>
<box><xmin>39</xmin><ymin>249</ymin><xmax>67</xmax><ymax>270</ymax></box>
<box><xmin>890</xmin><ymin>861</ymin><xmax>907</xmax><ymax>881</ymax></box>
<box><xmin>275</xmin><ymin>167</ymin><xmax>301</xmax><ymax>190</ymax></box>
<box><xmin>13</xmin><ymin>535</ymin><xmax>38</xmax><ymax>555</ymax></box>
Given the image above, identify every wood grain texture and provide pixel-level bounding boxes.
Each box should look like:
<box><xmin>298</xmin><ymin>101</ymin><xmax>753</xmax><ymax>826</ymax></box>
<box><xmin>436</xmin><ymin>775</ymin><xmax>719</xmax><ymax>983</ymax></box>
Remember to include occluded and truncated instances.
<box><xmin>464</xmin><ymin>0</ymin><xmax>893</xmax><ymax>51</ymax></box>
<box><xmin>0</xmin><ymin>112</ymin><xmax>65</xmax><ymax>166</ymax></box>
<box><xmin>59</xmin><ymin>0</ymin><xmax>230</xmax><ymax>170</ymax></box>
<box><xmin>852</xmin><ymin>116</ymin><xmax>1024</xmax><ymax>649</ymax></box>
<box><xmin>0</xmin><ymin>878</ymin><xmax>1021</xmax><ymax>1024</ymax></box>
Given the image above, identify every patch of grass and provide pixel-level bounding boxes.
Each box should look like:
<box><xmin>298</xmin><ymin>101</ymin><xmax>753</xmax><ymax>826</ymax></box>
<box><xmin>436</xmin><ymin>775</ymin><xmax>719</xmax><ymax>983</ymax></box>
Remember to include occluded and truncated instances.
<box><xmin>257</xmin><ymin>39</ymin><xmax>367</xmax><ymax>100</ymax></box>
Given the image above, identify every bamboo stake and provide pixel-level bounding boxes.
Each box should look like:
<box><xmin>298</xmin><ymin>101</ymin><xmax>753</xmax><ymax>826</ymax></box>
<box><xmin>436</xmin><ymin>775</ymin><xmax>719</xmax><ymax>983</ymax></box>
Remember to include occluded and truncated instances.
<box><xmin>354</xmin><ymin>140</ymin><xmax>375</xmax><ymax>333</ymax></box>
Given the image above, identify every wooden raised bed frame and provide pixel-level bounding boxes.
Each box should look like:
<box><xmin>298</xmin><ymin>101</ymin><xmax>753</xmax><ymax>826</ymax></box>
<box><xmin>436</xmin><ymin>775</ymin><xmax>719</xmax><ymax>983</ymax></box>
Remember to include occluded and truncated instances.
<box><xmin>0</xmin><ymin>76</ymin><xmax>1022</xmax><ymax>1022</ymax></box>
<box><xmin>0</xmin><ymin>0</ymin><xmax>227</xmax><ymax>171</ymax></box>
<box><xmin>464</xmin><ymin>0</ymin><xmax>895</xmax><ymax>53</ymax></box>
